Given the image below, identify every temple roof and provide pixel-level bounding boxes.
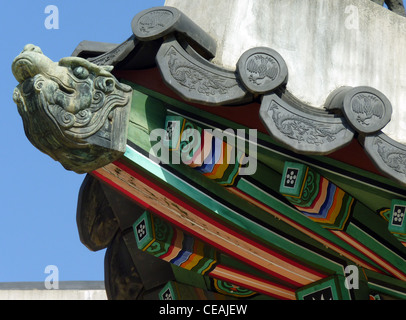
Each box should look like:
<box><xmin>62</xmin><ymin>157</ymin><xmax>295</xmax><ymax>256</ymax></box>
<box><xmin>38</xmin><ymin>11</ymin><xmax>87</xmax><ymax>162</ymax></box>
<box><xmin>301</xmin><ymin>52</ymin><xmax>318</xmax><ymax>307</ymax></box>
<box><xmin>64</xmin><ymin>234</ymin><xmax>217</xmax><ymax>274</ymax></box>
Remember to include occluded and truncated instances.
<box><xmin>71</xmin><ymin>2</ymin><xmax>406</xmax><ymax>186</ymax></box>
<box><xmin>11</xmin><ymin>1</ymin><xmax>406</xmax><ymax>301</ymax></box>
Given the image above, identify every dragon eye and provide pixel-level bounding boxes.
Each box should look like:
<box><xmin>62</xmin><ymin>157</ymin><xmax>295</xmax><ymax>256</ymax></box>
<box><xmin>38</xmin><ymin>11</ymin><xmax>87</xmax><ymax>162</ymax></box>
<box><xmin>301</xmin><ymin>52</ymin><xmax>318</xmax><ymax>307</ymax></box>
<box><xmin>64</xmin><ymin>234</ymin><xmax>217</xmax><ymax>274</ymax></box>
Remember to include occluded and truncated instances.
<box><xmin>73</xmin><ymin>66</ymin><xmax>89</xmax><ymax>79</ymax></box>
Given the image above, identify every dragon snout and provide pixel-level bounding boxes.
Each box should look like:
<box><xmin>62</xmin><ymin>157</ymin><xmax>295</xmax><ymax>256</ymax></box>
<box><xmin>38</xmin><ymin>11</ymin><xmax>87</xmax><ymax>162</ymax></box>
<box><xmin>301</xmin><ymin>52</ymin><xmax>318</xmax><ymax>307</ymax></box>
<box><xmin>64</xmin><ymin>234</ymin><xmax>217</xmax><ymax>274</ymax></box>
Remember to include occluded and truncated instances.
<box><xmin>21</xmin><ymin>44</ymin><xmax>43</xmax><ymax>55</ymax></box>
<box><xmin>12</xmin><ymin>44</ymin><xmax>46</xmax><ymax>83</ymax></box>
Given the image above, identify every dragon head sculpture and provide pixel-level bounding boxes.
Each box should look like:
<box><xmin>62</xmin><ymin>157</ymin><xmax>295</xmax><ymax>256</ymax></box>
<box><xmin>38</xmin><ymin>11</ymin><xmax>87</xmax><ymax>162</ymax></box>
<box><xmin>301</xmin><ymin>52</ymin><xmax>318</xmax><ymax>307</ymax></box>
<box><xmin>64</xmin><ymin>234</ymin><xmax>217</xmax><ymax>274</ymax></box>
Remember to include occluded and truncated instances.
<box><xmin>12</xmin><ymin>44</ymin><xmax>132</xmax><ymax>173</ymax></box>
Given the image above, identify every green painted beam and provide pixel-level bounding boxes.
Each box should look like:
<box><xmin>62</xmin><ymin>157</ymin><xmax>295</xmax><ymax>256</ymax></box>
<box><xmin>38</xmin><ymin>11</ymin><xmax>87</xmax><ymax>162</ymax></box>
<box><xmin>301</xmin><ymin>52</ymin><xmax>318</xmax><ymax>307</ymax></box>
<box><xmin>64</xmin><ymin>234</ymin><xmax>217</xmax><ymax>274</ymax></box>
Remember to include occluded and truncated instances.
<box><xmin>118</xmin><ymin>81</ymin><xmax>406</xmax><ymax>292</ymax></box>
<box><xmin>121</xmin><ymin>80</ymin><xmax>406</xmax><ymax>215</ymax></box>
<box><xmin>279</xmin><ymin>161</ymin><xmax>406</xmax><ymax>276</ymax></box>
<box><xmin>123</xmin><ymin>83</ymin><xmax>383</xmax><ymax>274</ymax></box>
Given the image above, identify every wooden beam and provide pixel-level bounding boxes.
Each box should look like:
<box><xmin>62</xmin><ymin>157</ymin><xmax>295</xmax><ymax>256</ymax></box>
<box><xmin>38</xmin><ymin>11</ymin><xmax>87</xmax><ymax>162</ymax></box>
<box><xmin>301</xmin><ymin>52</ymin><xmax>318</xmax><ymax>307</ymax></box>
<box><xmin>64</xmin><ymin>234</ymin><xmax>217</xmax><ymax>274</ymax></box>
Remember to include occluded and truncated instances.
<box><xmin>133</xmin><ymin>210</ymin><xmax>296</xmax><ymax>300</ymax></box>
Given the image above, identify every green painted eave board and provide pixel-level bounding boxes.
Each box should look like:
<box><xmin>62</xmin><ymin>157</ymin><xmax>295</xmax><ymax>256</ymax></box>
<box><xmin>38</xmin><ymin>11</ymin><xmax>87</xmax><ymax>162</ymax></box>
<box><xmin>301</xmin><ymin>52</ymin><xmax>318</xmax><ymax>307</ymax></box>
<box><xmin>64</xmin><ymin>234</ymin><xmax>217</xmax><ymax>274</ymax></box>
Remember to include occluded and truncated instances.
<box><xmin>123</xmin><ymin>144</ymin><xmax>343</xmax><ymax>275</ymax></box>
<box><xmin>122</xmin><ymin>81</ymin><xmax>403</xmax><ymax>274</ymax></box>
<box><xmin>120</xmin><ymin>84</ymin><xmax>383</xmax><ymax>275</ymax></box>
<box><xmin>122</xmin><ymin>80</ymin><xmax>406</xmax><ymax>214</ymax></box>
<box><xmin>123</xmin><ymin>101</ymin><xmax>346</xmax><ymax>274</ymax></box>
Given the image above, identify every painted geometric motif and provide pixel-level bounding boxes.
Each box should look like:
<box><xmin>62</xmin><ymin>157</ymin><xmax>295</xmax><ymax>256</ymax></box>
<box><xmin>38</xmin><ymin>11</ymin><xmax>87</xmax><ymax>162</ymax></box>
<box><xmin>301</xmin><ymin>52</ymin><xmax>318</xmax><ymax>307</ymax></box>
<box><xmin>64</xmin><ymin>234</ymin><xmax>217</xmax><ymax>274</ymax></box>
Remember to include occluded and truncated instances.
<box><xmin>376</xmin><ymin>207</ymin><xmax>406</xmax><ymax>245</ymax></box>
<box><xmin>133</xmin><ymin>211</ymin><xmax>218</xmax><ymax>275</ymax></box>
<box><xmin>160</xmin><ymin>285</ymin><xmax>175</xmax><ymax>300</ymax></box>
<box><xmin>392</xmin><ymin>206</ymin><xmax>405</xmax><ymax>227</ymax></box>
<box><xmin>302</xmin><ymin>287</ymin><xmax>334</xmax><ymax>300</ymax></box>
<box><xmin>159</xmin><ymin>281</ymin><xmax>241</xmax><ymax>300</ymax></box>
<box><xmin>388</xmin><ymin>200</ymin><xmax>406</xmax><ymax>235</ymax></box>
<box><xmin>212</xmin><ymin>279</ymin><xmax>257</xmax><ymax>298</ymax></box>
<box><xmin>132</xmin><ymin>213</ymin><xmax>295</xmax><ymax>299</ymax></box>
<box><xmin>283</xmin><ymin>168</ymin><xmax>300</xmax><ymax>189</ymax></box>
<box><xmin>296</xmin><ymin>275</ymin><xmax>351</xmax><ymax>300</ymax></box>
<box><xmin>280</xmin><ymin>162</ymin><xmax>355</xmax><ymax>230</ymax></box>
<box><xmin>162</xmin><ymin>115</ymin><xmax>247</xmax><ymax>186</ymax></box>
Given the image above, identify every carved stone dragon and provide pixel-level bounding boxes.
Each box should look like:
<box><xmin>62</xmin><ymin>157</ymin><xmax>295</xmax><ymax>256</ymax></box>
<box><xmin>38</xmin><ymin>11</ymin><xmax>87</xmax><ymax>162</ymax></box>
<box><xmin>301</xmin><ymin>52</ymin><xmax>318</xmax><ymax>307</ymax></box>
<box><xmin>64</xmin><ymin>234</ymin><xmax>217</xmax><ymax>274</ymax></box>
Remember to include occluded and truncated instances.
<box><xmin>12</xmin><ymin>44</ymin><xmax>132</xmax><ymax>173</ymax></box>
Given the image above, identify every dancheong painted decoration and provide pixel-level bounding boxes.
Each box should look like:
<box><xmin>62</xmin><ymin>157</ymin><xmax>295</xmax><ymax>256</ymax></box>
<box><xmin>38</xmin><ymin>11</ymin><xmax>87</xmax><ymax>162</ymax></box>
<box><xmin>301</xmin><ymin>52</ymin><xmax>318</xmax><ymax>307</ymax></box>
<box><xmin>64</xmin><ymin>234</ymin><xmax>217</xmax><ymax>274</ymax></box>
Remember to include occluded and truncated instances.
<box><xmin>11</xmin><ymin>1</ymin><xmax>406</xmax><ymax>300</ymax></box>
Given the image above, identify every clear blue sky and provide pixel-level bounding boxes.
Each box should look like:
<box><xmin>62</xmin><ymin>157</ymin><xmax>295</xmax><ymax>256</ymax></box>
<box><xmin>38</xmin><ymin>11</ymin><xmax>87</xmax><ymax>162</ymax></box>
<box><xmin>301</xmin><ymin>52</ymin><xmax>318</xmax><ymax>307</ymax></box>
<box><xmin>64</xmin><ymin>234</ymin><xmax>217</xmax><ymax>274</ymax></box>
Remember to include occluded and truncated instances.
<box><xmin>0</xmin><ymin>0</ymin><xmax>404</xmax><ymax>284</ymax></box>
<box><xmin>0</xmin><ymin>0</ymin><xmax>164</xmax><ymax>282</ymax></box>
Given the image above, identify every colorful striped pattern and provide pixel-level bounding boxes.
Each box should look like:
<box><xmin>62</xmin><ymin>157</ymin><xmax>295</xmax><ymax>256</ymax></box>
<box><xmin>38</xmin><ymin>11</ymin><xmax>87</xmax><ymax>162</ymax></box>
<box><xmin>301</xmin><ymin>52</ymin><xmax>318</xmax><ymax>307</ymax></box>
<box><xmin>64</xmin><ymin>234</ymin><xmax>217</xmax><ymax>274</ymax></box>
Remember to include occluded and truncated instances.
<box><xmin>96</xmin><ymin>159</ymin><xmax>326</xmax><ymax>287</ymax></box>
<box><xmin>127</xmin><ymin>110</ymin><xmax>403</xmax><ymax>284</ymax></box>
<box><xmin>280</xmin><ymin>162</ymin><xmax>355</xmax><ymax>230</ymax></box>
<box><xmin>134</xmin><ymin>211</ymin><xmax>217</xmax><ymax>275</ymax></box>
<box><xmin>119</xmin><ymin>83</ymin><xmax>406</xmax><ymax>295</ymax></box>
<box><xmin>227</xmin><ymin>185</ymin><xmax>382</xmax><ymax>272</ymax></box>
<box><xmin>161</xmin><ymin>113</ymin><xmax>390</xmax><ymax>275</ymax></box>
<box><xmin>163</xmin><ymin>115</ymin><xmax>245</xmax><ymax>186</ymax></box>
<box><xmin>133</xmin><ymin>210</ymin><xmax>297</xmax><ymax>299</ymax></box>
<box><xmin>156</xmin><ymin>107</ymin><xmax>406</xmax><ymax>280</ymax></box>
<box><xmin>278</xmin><ymin>162</ymin><xmax>406</xmax><ymax>280</ymax></box>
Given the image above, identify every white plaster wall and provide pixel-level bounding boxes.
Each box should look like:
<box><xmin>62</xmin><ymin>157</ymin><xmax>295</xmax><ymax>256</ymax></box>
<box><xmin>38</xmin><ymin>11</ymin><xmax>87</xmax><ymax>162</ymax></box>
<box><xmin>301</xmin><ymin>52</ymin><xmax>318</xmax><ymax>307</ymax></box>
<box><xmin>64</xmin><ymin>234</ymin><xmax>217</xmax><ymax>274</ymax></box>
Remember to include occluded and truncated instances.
<box><xmin>165</xmin><ymin>0</ymin><xmax>406</xmax><ymax>144</ymax></box>
<box><xmin>0</xmin><ymin>282</ymin><xmax>107</xmax><ymax>300</ymax></box>
<box><xmin>0</xmin><ymin>289</ymin><xmax>107</xmax><ymax>300</ymax></box>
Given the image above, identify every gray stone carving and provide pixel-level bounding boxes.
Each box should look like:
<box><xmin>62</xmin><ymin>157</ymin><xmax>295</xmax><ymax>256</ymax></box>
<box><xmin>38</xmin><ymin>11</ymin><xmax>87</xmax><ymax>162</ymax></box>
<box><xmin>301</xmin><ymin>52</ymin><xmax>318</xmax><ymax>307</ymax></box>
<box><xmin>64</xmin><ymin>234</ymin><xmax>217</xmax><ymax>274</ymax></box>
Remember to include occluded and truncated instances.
<box><xmin>89</xmin><ymin>37</ymin><xmax>162</xmax><ymax>70</ymax></box>
<box><xmin>12</xmin><ymin>44</ymin><xmax>132</xmax><ymax>173</ymax></box>
<box><xmin>12</xmin><ymin>5</ymin><xmax>405</xmax><ymax>189</ymax></box>
<box><xmin>72</xmin><ymin>37</ymin><xmax>163</xmax><ymax>70</ymax></box>
<box><xmin>71</xmin><ymin>40</ymin><xmax>120</xmax><ymax>60</ymax></box>
<box><xmin>132</xmin><ymin>6</ymin><xmax>217</xmax><ymax>59</ymax></box>
<box><xmin>165</xmin><ymin>0</ymin><xmax>406</xmax><ymax>148</ymax></box>
<box><xmin>237</xmin><ymin>47</ymin><xmax>288</xmax><ymax>94</ymax></box>
<box><xmin>260</xmin><ymin>94</ymin><xmax>354</xmax><ymax>154</ymax></box>
<box><xmin>325</xmin><ymin>86</ymin><xmax>392</xmax><ymax>135</ymax></box>
<box><xmin>156</xmin><ymin>37</ymin><xmax>252</xmax><ymax>106</ymax></box>
<box><xmin>364</xmin><ymin>132</ymin><xmax>406</xmax><ymax>185</ymax></box>
<box><xmin>87</xmin><ymin>37</ymin><xmax>137</xmax><ymax>67</ymax></box>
